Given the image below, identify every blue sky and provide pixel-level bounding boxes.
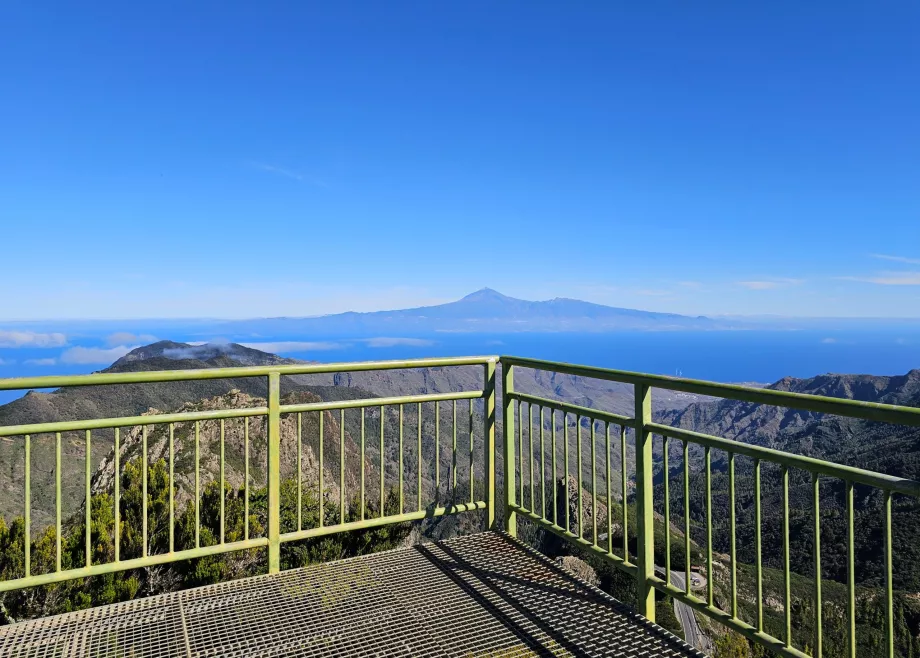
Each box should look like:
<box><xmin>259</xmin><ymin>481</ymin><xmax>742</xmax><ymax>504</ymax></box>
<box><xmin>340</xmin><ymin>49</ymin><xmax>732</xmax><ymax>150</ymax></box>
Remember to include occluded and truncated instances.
<box><xmin>2</xmin><ymin>2</ymin><xmax>919</xmax><ymax>320</ymax></box>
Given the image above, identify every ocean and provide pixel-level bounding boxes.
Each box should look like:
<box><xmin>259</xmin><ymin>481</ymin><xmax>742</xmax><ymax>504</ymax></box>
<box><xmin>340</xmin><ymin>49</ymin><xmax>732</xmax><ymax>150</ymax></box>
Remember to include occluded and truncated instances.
<box><xmin>1</xmin><ymin>324</ymin><xmax>918</xmax><ymax>405</ymax></box>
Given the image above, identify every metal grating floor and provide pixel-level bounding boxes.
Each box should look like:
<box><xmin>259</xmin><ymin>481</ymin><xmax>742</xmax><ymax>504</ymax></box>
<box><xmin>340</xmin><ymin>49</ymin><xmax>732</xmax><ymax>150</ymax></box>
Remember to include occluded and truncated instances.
<box><xmin>0</xmin><ymin>532</ymin><xmax>705</xmax><ymax>658</ymax></box>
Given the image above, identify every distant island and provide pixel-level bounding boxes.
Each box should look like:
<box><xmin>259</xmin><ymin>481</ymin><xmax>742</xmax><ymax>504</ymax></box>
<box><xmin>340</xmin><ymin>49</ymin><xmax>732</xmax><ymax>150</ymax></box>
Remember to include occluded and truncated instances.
<box><xmin>224</xmin><ymin>288</ymin><xmax>743</xmax><ymax>335</ymax></box>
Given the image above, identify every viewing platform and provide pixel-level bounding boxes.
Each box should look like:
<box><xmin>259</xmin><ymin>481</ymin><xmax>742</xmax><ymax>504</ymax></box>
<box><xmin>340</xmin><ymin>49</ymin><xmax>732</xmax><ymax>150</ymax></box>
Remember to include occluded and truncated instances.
<box><xmin>1</xmin><ymin>355</ymin><xmax>918</xmax><ymax>657</ymax></box>
<box><xmin>0</xmin><ymin>531</ymin><xmax>699</xmax><ymax>657</ymax></box>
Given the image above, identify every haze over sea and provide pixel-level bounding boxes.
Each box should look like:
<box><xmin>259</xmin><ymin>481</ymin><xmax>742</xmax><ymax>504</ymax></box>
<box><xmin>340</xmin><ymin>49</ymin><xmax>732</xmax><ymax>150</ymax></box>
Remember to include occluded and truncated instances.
<box><xmin>2</xmin><ymin>318</ymin><xmax>919</xmax><ymax>405</ymax></box>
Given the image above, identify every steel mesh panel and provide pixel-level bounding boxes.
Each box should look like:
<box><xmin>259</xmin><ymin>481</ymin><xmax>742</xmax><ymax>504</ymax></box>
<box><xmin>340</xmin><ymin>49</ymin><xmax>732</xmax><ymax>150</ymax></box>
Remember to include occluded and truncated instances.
<box><xmin>0</xmin><ymin>532</ymin><xmax>704</xmax><ymax>658</ymax></box>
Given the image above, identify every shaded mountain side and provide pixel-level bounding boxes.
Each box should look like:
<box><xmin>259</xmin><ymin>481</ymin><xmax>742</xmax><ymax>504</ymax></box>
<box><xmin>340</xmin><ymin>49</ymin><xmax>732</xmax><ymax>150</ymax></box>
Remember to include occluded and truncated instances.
<box><xmin>657</xmin><ymin>368</ymin><xmax>920</xmax><ymax>476</ymax></box>
<box><xmin>654</xmin><ymin>368</ymin><xmax>920</xmax><ymax>594</ymax></box>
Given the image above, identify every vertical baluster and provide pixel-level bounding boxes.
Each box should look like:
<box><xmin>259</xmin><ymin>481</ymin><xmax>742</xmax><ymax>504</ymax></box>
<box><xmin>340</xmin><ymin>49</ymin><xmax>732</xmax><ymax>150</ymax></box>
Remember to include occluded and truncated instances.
<box><xmin>219</xmin><ymin>420</ymin><xmax>224</xmax><ymax>545</ymax></box>
<box><xmin>434</xmin><ymin>401</ymin><xmax>440</xmax><ymax>494</ymax></box>
<box><xmin>591</xmin><ymin>419</ymin><xmax>597</xmax><ymax>545</ymax></box>
<box><xmin>540</xmin><ymin>406</ymin><xmax>546</xmax><ymax>519</ymax></box>
<box><xmin>663</xmin><ymin>435</ymin><xmax>670</xmax><ymax>586</ymax></box>
<box><xmin>484</xmin><ymin>360</ymin><xmax>496</xmax><ymax>530</ymax></box>
<box><xmin>243</xmin><ymin>418</ymin><xmax>249</xmax><ymax>541</ymax></box>
<box><xmin>755</xmin><ymin>458</ymin><xmax>762</xmax><ymax>632</ymax></box>
<box><xmin>115</xmin><ymin>427</ymin><xmax>120</xmax><ymax>561</ymax></box>
<box><xmin>169</xmin><ymin>424</ymin><xmax>175</xmax><ymax>551</ymax></box>
<box><xmin>418</xmin><ymin>402</ymin><xmax>423</xmax><ymax>512</ymax></box>
<box><xmin>729</xmin><ymin>451</ymin><xmax>736</xmax><ymax>619</ymax></box>
<box><xmin>360</xmin><ymin>408</ymin><xmax>365</xmax><ymax>521</ymax></box>
<box><xmin>267</xmin><ymin>371</ymin><xmax>280</xmax><ymax>573</ymax></box>
<box><xmin>529</xmin><ymin>404</ymin><xmax>535</xmax><ymax>510</ymax></box>
<box><xmin>552</xmin><ymin>410</ymin><xmax>558</xmax><ymax>527</ymax></box>
<box><xmin>846</xmin><ymin>481</ymin><xmax>855</xmax><ymax>658</ymax></box>
<box><xmin>576</xmin><ymin>415</ymin><xmax>583</xmax><ymax>539</ymax></box>
<box><xmin>194</xmin><ymin>422</ymin><xmax>199</xmax><ymax>549</ymax></box>
<box><xmin>297</xmin><ymin>413</ymin><xmax>302</xmax><ymax>531</ymax></box>
<box><xmin>783</xmin><ymin>465</ymin><xmax>791</xmax><ymax>648</ymax></box>
<box><xmin>379</xmin><ymin>406</ymin><xmax>385</xmax><ymax>516</ymax></box>
<box><xmin>518</xmin><ymin>400</ymin><xmax>523</xmax><ymax>506</ymax></box>
<box><xmin>563</xmin><ymin>413</ymin><xmax>570</xmax><ymax>533</ymax></box>
<box><xmin>24</xmin><ymin>433</ymin><xmax>30</xmax><ymax>577</ymax></box>
<box><xmin>813</xmin><ymin>472</ymin><xmax>822</xmax><ymax>658</ymax></box>
<box><xmin>452</xmin><ymin>399</ymin><xmax>458</xmax><ymax>500</ymax></box>
<box><xmin>706</xmin><ymin>446</ymin><xmax>712</xmax><ymax>607</ymax></box>
<box><xmin>85</xmin><ymin>429</ymin><xmax>92</xmax><ymax>567</ymax></box>
<box><xmin>319</xmin><ymin>411</ymin><xmax>324</xmax><ymax>528</ymax></box>
<box><xmin>340</xmin><ymin>408</ymin><xmax>346</xmax><ymax>524</ymax></box>
<box><xmin>501</xmin><ymin>364</ymin><xmax>516</xmax><ymax>537</ymax></box>
<box><xmin>56</xmin><ymin>431</ymin><xmax>61</xmax><ymax>571</ymax></box>
<box><xmin>885</xmin><ymin>490</ymin><xmax>894</xmax><ymax>658</ymax></box>
<box><xmin>399</xmin><ymin>404</ymin><xmax>404</xmax><ymax>514</ymax></box>
<box><xmin>621</xmin><ymin>425</ymin><xmax>628</xmax><ymax>563</ymax></box>
<box><xmin>683</xmin><ymin>439</ymin><xmax>690</xmax><ymax>595</ymax></box>
<box><xmin>606</xmin><ymin>422</ymin><xmax>612</xmax><ymax>555</ymax></box>
<box><xmin>143</xmin><ymin>425</ymin><xmax>148</xmax><ymax>556</ymax></box>
<box><xmin>469</xmin><ymin>398</ymin><xmax>474</xmax><ymax>503</ymax></box>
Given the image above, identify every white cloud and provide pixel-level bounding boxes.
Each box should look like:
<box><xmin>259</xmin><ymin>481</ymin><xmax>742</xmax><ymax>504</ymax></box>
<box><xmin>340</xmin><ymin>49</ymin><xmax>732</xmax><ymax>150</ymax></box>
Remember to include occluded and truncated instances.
<box><xmin>250</xmin><ymin>162</ymin><xmax>328</xmax><ymax>187</ymax></box>
<box><xmin>362</xmin><ymin>337</ymin><xmax>435</xmax><ymax>348</ymax></box>
<box><xmin>240</xmin><ymin>341</ymin><xmax>346</xmax><ymax>352</ymax></box>
<box><xmin>60</xmin><ymin>345</ymin><xmax>136</xmax><ymax>364</ymax></box>
<box><xmin>870</xmin><ymin>254</ymin><xmax>920</xmax><ymax>265</ymax></box>
<box><xmin>738</xmin><ymin>281</ymin><xmax>780</xmax><ymax>290</ymax></box>
<box><xmin>864</xmin><ymin>273</ymin><xmax>920</xmax><ymax>286</ymax></box>
<box><xmin>821</xmin><ymin>338</ymin><xmax>837</xmax><ymax>344</ymax></box>
<box><xmin>106</xmin><ymin>332</ymin><xmax>156</xmax><ymax>347</ymax></box>
<box><xmin>839</xmin><ymin>272</ymin><xmax>920</xmax><ymax>286</ymax></box>
<box><xmin>737</xmin><ymin>279</ymin><xmax>802</xmax><ymax>291</ymax></box>
<box><xmin>0</xmin><ymin>330</ymin><xmax>67</xmax><ymax>348</ymax></box>
<box><xmin>25</xmin><ymin>358</ymin><xmax>57</xmax><ymax>366</ymax></box>
<box><xmin>0</xmin><ymin>358</ymin><xmax>12</xmax><ymax>365</ymax></box>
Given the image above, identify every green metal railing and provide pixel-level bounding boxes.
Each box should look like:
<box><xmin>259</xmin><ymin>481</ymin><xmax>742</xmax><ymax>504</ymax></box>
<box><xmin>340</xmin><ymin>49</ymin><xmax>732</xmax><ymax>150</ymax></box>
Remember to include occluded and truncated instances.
<box><xmin>501</xmin><ymin>356</ymin><xmax>920</xmax><ymax>658</ymax></box>
<box><xmin>0</xmin><ymin>356</ymin><xmax>497</xmax><ymax>592</ymax></box>
<box><xmin>4</xmin><ymin>354</ymin><xmax>920</xmax><ymax>658</ymax></box>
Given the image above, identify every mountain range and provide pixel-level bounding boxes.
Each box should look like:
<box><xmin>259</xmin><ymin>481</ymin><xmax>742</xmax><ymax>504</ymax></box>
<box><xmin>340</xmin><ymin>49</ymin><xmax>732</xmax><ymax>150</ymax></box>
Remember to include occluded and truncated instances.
<box><xmin>216</xmin><ymin>288</ymin><xmax>740</xmax><ymax>334</ymax></box>
<box><xmin>0</xmin><ymin>340</ymin><xmax>715</xmax><ymax>526</ymax></box>
<box><xmin>2</xmin><ymin>339</ymin><xmax>920</xmax><ymax>653</ymax></box>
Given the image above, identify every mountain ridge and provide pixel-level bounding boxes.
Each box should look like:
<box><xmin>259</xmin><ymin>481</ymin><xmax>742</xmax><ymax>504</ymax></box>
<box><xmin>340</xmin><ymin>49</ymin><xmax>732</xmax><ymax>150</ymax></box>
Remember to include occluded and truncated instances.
<box><xmin>217</xmin><ymin>288</ymin><xmax>740</xmax><ymax>334</ymax></box>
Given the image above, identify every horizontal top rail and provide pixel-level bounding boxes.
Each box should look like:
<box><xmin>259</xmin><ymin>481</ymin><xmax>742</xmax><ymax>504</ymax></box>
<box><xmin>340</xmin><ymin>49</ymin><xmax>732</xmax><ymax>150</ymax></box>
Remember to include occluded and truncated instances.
<box><xmin>502</xmin><ymin>355</ymin><xmax>920</xmax><ymax>427</ymax></box>
<box><xmin>0</xmin><ymin>406</ymin><xmax>270</xmax><ymax>438</ymax></box>
<box><xmin>0</xmin><ymin>391</ymin><xmax>488</xmax><ymax>438</ymax></box>
<box><xmin>506</xmin><ymin>390</ymin><xmax>633</xmax><ymax>426</ymax></box>
<box><xmin>649</xmin><ymin>422</ymin><xmax>920</xmax><ymax>497</ymax></box>
<box><xmin>280</xmin><ymin>389</ymin><xmax>484</xmax><ymax>415</ymax></box>
<box><xmin>0</xmin><ymin>355</ymin><xmax>498</xmax><ymax>392</ymax></box>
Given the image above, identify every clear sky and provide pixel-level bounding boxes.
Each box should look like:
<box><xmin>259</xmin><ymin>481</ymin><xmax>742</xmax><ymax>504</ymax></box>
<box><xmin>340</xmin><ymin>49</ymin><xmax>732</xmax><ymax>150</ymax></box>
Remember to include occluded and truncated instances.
<box><xmin>2</xmin><ymin>2</ymin><xmax>918</xmax><ymax>319</ymax></box>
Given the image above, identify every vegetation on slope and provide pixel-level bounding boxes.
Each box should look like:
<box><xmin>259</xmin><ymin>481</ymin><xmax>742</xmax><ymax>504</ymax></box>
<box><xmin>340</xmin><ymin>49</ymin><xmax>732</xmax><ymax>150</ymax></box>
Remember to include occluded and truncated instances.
<box><xmin>0</xmin><ymin>455</ymin><xmax>412</xmax><ymax>623</ymax></box>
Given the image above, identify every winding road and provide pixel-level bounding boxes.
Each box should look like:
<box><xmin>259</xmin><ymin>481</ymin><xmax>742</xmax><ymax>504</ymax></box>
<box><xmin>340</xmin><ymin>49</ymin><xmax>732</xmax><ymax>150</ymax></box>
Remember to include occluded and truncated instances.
<box><xmin>667</xmin><ymin>570</ymin><xmax>712</xmax><ymax>655</ymax></box>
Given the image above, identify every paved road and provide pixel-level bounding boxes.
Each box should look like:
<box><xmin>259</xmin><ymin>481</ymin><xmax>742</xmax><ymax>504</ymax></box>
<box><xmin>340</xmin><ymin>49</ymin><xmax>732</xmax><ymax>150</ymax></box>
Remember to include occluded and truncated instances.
<box><xmin>668</xmin><ymin>570</ymin><xmax>712</xmax><ymax>655</ymax></box>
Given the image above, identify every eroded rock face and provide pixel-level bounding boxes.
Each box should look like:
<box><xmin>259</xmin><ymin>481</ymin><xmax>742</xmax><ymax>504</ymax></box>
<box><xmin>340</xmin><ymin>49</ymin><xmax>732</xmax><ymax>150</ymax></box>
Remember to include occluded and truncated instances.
<box><xmin>554</xmin><ymin>555</ymin><xmax>599</xmax><ymax>586</ymax></box>
<box><xmin>554</xmin><ymin>475</ymin><xmax>622</xmax><ymax>541</ymax></box>
<box><xmin>90</xmin><ymin>390</ymin><xmax>368</xmax><ymax>509</ymax></box>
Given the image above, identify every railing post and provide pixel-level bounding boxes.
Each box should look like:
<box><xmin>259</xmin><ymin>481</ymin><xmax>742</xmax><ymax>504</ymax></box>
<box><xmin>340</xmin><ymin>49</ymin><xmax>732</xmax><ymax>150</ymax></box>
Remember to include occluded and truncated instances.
<box><xmin>267</xmin><ymin>371</ymin><xmax>281</xmax><ymax>573</ymax></box>
<box><xmin>501</xmin><ymin>361</ymin><xmax>516</xmax><ymax>537</ymax></box>
<box><xmin>485</xmin><ymin>359</ymin><xmax>497</xmax><ymax>530</ymax></box>
<box><xmin>634</xmin><ymin>383</ymin><xmax>656</xmax><ymax>621</ymax></box>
